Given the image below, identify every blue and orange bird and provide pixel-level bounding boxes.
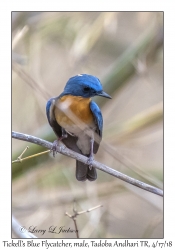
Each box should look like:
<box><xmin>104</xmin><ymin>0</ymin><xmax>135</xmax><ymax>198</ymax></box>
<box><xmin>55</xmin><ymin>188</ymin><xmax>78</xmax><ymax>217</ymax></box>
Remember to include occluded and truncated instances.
<box><xmin>46</xmin><ymin>74</ymin><xmax>111</xmax><ymax>181</ymax></box>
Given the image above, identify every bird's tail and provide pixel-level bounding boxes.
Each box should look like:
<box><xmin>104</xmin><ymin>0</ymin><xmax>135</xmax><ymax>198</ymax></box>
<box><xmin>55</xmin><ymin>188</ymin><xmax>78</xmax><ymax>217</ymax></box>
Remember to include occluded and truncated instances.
<box><xmin>76</xmin><ymin>160</ymin><xmax>97</xmax><ymax>181</ymax></box>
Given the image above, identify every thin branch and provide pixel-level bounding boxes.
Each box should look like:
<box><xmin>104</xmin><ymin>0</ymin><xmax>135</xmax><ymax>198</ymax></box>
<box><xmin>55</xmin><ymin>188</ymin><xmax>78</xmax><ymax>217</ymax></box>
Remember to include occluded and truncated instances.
<box><xmin>65</xmin><ymin>202</ymin><xmax>102</xmax><ymax>238</ymax></box>
<box><xmin>77</xmin><ymin>205</ymin><xmax>103</xmax><ymax>215</ymax></box>
<box><xmin>12</xmin><ymin>131</ymin><xmax>163</xmax><ymax>197</ymax></box>
<box><xmin>12</xmin><ymin>146</ymin><xmax>50</xmax><ymax>164</ymax></box>
<box><xmin>65</xmin><ymin>207</ymin><xmax>79</xmax><ymax>238</ymax></box>
<box><xmin>73</xmin><ymin>219</ymin><xmax>79</xmax><ymax>238</ymax></box>
<box><xmin>12</xmin><ymin>146</ymin><xmax>29</xmax><ymax>163</ymax></box>
<box><xmin>65</xmin><ymin>211</ymin><xmax>79</xmax><ymax>238</ymax></box>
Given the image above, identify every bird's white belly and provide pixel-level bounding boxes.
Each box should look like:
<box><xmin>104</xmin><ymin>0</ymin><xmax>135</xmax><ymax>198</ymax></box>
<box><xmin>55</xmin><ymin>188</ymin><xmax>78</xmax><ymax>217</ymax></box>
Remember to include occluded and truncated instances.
<box><xmin>63</xmin><ymin>125</ymin><xmax>91</xmax><ymax>155</ymax></box>
<box><xmin>76</xmin><ymin>133</ymin><xmax>91</xmax><ymax>155</ymax></box>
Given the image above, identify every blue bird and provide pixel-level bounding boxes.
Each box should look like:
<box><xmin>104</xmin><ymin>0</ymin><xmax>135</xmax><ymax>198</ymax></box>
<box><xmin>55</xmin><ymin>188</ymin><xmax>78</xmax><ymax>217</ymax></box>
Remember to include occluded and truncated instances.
<box><xmin>46</xmin><ymin>74</ymin><xmax>111</xmax><ymax>181</ymax></box>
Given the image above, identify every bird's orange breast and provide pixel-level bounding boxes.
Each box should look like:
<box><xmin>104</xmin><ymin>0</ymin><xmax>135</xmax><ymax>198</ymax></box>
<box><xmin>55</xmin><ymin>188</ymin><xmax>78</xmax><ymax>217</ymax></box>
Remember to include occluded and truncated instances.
<box><xmin>54</xmin><ymin>95</ymin><xmax>94</xmax><ymax>131</ymax></box>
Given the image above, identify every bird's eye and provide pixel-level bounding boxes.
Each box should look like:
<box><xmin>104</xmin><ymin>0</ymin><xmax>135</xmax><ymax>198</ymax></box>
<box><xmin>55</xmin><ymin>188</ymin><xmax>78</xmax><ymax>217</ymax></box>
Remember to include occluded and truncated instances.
<box><xmin>84</xmin><ymin>87</ymin><xmax>90</xmax><ymax>92</ymax></box>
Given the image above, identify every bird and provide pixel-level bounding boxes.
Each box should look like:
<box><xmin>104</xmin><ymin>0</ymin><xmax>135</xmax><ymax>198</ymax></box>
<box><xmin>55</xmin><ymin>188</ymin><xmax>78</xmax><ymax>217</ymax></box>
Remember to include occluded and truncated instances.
<box><xmin>46</xmin><ymin>74</ymin><xmax>111</xmax><ymax>181</ymax></box>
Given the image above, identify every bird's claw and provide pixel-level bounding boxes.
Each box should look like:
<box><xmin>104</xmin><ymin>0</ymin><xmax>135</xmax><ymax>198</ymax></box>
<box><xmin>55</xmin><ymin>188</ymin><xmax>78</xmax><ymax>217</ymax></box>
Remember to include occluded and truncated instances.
<box><xmin>87</xmin><ymin>155</ymin><xmax>94</xmax><ymax>170</ymax></box>
<box><xmin>51</xmin><ymin>140</ymin><xmax>60</xmax><ymax>157</ymax></box>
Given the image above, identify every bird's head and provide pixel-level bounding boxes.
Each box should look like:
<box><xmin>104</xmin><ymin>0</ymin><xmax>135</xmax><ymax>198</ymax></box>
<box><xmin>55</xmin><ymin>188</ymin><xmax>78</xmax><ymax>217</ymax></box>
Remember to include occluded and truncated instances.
<box><xmin>62</xmin><ymin>74</ymin><xmax>112</xmax><ymax>99</ymax></box>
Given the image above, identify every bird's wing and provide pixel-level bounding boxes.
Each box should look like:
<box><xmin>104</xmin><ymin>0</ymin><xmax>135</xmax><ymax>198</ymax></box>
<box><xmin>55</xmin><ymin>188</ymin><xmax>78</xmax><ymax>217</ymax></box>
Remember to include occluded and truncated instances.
<box><xmin>46</xmin><ymin>98</ymin><xmax>63</xmax><ymax>138</ymax></box>
<box><xmin>90</xmin><ymin>101</ymin><xmax>103</xmax><ymax>153</ymax></box>
<box><xmin>46</xmin><ymin>97</ymin><xmax>82</xmax><ymax>153</ymax></box>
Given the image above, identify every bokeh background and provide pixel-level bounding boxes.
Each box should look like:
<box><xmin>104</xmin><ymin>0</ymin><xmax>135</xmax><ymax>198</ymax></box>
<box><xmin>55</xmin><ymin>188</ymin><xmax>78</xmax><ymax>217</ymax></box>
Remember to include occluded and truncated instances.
<box><xmin>12</xmin><ymin>12</ymin><xmax>163</xmax><ymax>238</ymax></box>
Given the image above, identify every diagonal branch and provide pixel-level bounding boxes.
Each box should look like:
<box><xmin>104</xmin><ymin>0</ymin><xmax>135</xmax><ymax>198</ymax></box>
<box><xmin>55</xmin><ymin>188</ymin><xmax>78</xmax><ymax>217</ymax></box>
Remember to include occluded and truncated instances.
<box><xmin>12</xmin><ymin>131</ymin><xmax>163</xmax><ymax>197</ymax></box>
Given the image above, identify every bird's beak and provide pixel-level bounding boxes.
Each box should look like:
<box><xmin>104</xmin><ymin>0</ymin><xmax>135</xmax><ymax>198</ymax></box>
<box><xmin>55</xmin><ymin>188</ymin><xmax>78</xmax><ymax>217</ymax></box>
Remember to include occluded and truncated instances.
<box><xmin>97</xmin><ymin>91</ymin><xmax>112</xmax><ymax>99</ymax></box>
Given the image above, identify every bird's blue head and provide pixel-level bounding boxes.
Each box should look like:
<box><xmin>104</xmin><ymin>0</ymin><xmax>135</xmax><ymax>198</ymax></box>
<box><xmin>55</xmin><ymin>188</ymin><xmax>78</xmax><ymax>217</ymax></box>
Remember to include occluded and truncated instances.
<box><xmin>62</xmin><ymin>74</ymin><xmax>111</xmax><ymax>99</ymax></box>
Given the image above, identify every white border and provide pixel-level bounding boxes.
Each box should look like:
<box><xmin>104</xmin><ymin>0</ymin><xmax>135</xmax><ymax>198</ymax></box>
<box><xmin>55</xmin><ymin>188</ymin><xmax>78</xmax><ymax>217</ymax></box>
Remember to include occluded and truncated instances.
<box><xmin>1</xmin><ymin>0</ymin><xmax>175</xmax><ymax>248</ymax></box>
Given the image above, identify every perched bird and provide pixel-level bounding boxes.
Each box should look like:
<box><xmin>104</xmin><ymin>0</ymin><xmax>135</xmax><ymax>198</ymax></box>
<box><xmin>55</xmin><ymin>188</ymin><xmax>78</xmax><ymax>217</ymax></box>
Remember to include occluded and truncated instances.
<box><xmin>46</xmin><ymin>74</ymin><xmax>111</xmax><ymax>181</ymax></box>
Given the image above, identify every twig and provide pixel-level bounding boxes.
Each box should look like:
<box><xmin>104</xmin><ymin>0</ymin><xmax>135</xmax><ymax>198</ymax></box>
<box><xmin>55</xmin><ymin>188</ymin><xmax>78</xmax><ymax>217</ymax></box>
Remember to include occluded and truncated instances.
<box><xmin>12</xmin><ymin>146</ymin><xmax>50</xmax><ymax>164</ymax></box>
<box><xmin>12</xmin><ymin>131</ymin><xmax>163</xmax><ymax>197</ymax></box>
<box><xmin>12</xmin><ymin>146</ymin><xmax>29</xmax><ymax>163</ymax></box>
<box><xmin>77</xmin><ymin>205</ymin><xmax>103</xmax><ymax>215</ymax></box>
<box><xmin>65</xmin><ymin>202</ymin><xmax>102</xmax><ymax>238</ymax></box>
<box><xmin>65</xmin><ymin>211</ymin><xmax>79</xmax><ymax>238</ymax></box>
<box><xmin>73</xmin><ymin>219</ymin><xmax>79</xmax><ymax>238</ymax></box>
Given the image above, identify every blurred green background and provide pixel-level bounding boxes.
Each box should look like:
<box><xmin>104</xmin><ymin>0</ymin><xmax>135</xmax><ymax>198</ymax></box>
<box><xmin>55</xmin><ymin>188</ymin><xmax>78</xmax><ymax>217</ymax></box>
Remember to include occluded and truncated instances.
<box><xmin>12</xmin><ymin>12</ymin><xmax>163</xmax><ymax>238</ymax></box>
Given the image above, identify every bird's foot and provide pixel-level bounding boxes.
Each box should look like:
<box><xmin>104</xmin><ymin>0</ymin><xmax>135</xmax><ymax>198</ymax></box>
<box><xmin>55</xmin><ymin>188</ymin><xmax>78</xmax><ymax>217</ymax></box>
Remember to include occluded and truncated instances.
<box><xmin>87</xmin><ymin>155</ymin><xmax>94</xmax><ymax>170</ymax></box>
<box><xmin>51</xmin><ymin>140</ymin><xmax>60</xmax><ymax>157</ymax></box>
<box><xmin>51</xmin><ymin>133</ymin><xmax>68</xmax><ymax>157</ymax></box>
